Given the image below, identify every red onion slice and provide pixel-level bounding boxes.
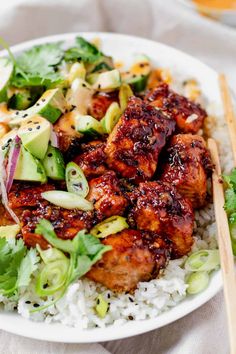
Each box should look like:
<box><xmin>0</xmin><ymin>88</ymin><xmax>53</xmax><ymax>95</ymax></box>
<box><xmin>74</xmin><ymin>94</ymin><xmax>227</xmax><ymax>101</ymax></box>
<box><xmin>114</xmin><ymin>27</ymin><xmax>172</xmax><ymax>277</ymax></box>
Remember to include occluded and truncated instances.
<box><xmin>6</xmin><ymin>135</ymin><xmax>21</xmax><ymax>193</ymax></box>
<box><xmin>0</xmin><ymin>150</ymin><xmax>20</xmax><ymax>224</ymax></box>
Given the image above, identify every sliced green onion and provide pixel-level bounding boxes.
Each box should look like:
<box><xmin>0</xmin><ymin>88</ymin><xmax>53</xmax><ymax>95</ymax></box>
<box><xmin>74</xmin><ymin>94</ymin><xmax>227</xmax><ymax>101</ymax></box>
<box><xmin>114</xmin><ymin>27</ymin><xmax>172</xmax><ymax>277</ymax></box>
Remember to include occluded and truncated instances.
<box><xmin>90</xmin><ymin>216</ymin><xmax>129</xmax><ymax>238</ymax></box>
<box><xmin>118</xmin><ymin>84</ymin><xmax>133</xmax><ymax>113</ymax></box>
<box><xmin>95</xmin><ymin>294</ymin><xmax>109</xmax><ymax>318</ymax></box>
<box><xmin>75</xmin><ymin>114</ymin><xmax>104</xmax><ymax>136</ymax></box>
<box><xmin>36</xmin><ymin>246</ymin><xmax>67</xmax><ymax>264</ymax></box>
<box><xmin>66</xmin><ymin>162</ymin><xmax>89</xmax><ymax>198</ymax></box>
<box><xmin>41</xmin><ymin>190</ymin><xmax>93</xmax><ymax>211</ymax></box>
<box><xmin>101</xmin><ymin>102</ymin><xmax>121</xmax><ymax>134</ymax></box>
<box><xmin>229</xmin><ymin>213</ymin><xmax>236</xmax><ymax>256</ymax></box>
<box><xmin>35</xmin><ymin>258</ymin><xmax>69</xmax><ymax>296</ymax></box>
<box><xmin>186</xmin><ymin>271</ymin><xmax>209</xmax><ymax>295</ymax></box>
<box><xmin>184</xmin><ymin>250</ymin><xmax>220</xmax><ymax>272</ymax></box>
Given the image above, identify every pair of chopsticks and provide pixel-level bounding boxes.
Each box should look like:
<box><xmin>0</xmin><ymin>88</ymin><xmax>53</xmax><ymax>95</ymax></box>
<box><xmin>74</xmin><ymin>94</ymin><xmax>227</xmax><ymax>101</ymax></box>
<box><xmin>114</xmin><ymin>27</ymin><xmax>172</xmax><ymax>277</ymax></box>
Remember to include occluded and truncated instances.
<box><xmin>208</xmin><ymin>74</ymin><xmax>236</xmax><ymax>354</ymax></box>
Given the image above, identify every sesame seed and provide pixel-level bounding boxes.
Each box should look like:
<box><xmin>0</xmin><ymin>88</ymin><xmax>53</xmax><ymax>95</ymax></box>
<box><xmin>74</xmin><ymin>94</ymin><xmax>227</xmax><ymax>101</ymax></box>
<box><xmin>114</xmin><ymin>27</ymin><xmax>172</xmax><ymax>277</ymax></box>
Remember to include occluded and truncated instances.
<box><xmin>15</xmin><ymin>111</ymin><xmax>19</xmax><ymax>115</ymax></box>
<box><xmin>28</xmin><ymin>128</ymin><xmax>33</xmax><ymax>131</ymax></box>
<box><xmin>42</xmin><ymin>99</ymin><xmax>46</xmax><ymax>102</ymax></box>
<box><xmin>82</xmin><ymin>83</ymin><xmax>86</xmax><ymax>87</ymax></box>
<box><xmin>47</xmin><ymin>153</ymin><xmax>53</xmax><ymax>157</ymax></box>
<box><xmin>33</xmin><ymin>303</ymin><xmax>40</xmax><ymax>308</ymax></box>
<box><xmin>36</xmin><ymin>103</ymin><xmax>40</xmax><ymax>106</ymax></box>
<box><xmin>128</xmin><ymin>315</ymin><xmax>134</xmax><ymax>320</ymax></box>
<box><xmin>36</xmin><ymin>125</ymin><xmax>41</xmax><ymax>130</ymax></box>
<box><xmin>71</xmin><ymin>125</ymin><xmax>75</xmax><ymax>130</ymax></box>
<box><xmin>23</xmin><ymin>114</ymin><xmax>28</xmax><ymax>118</ymax></box>
<box><xmin>25</xmin><ymin>300</ymin><xmax>31</xmax><ymax>304</ymax></box>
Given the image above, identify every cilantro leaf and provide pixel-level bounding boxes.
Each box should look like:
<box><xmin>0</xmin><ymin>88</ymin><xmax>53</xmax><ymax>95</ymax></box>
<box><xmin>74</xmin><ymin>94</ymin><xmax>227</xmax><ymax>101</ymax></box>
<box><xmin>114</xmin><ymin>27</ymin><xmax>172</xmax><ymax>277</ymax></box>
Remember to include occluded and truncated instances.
<box><xmin>64</xmin><ymin>37</ymin><xmax>102</xmax><ymax>63</ymax></box>
<box><xmin>223</xmin><ymin>168</ymin><xmax>236</xmax><ymax>189</ymax></box>
<box><xmin>11</xmin><ymin>42</ymin><xmax>64</xmax><ymax>88</ymax></box>
<box><xmin>17</xmin><ymin>248</ymin><xmax>39</xmax><ymax>288</ymax></box>
<box><xmin>224</xmin><ymin>188</ymin><xmax>236</xmax><ymax>214</ymax></box>
<box><xmin>0</xmin><ymin>238</ymin><xmax>26</xmax><ymax>297</ymax></box>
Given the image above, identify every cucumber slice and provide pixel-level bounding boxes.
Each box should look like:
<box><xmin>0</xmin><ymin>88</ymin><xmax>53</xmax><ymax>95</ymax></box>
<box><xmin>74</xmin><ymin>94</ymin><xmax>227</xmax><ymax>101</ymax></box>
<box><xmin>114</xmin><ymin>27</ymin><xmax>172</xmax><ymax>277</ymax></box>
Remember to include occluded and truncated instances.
<box><xmin>92</xmin><ymin>69</ymin><xmax>121</xmax><ymax>91</ymax></box>
<box><xmin>75</xmin><ymin>114</ymin><xmax>104</xmax><ymax>136</ymax></box>
<box><xmin>41</xmin><ymin>190</ymin><xmax>93</xmax><ymax>210</ymax></box>
<box><xmin>14</xmin><ymin>146</ymin><xmax>47</xmax><ymax>183</ymax></box>
<box><xmin>8</xmin><ymin>88</ymin><xmax>35</xmax><ymax>110</ymax></box>
<box><xmin>90</xmin><ymin>216</ymin><xmax>129</xmax><ymax>238</ymax></box>
<box><xmin>0</xmin><ymin>224</ymin><xmax>21</xmax><ymax>238</ymax></box>
<box><xmin>65</xmin><ymin>162</ymin><xmax>89</xmax><ymax>198</ymax></box>
<box><xmin>10</xmin><ymin>88</ymin><xmax>67</xmax><ymax>126</ymax></box>
<box><xmin>121</xmin><ymin>54</ymin><xmax>151</xmax><ymax>92</ymax></box>
<box><xmin>43</xmin><ymin>145</ymin><xmax>65</xmax><ymax>180</ymax></box>
<box><xmin>0</xmin><ymin>58</ymin><xmax>13</xmax><ymax>103</ymax></box>
<box><xmin>101</xmin><ymin>102</ymin><xmax>121</xmax><ymax>134</ymax></box>
<box><xmin>17</xmin><ymin>115</ymin><xmax>51</xmax><ymax>160</ymax></box>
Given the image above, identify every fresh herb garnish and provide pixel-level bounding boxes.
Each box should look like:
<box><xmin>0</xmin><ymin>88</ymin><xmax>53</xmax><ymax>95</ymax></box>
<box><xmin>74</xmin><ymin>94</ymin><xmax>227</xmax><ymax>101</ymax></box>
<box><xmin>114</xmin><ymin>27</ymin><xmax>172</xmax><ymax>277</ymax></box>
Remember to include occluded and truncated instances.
<box><xmin>64</xmin><ymin>37</ymin><xmax>102</xmax><ymax>63</ymax></box>
<box><xmin>33</xmin><ymin>219</ymin><xmax>111</xmax><ymax>307</ymax></box>
<box><xmin>223</xmin><ymin>168</ymin><xmax>236</xmax><ymax>255</ymax></box>
<box><xmin>11</xmin><ymin>42</ymin><xmax>64</xmax><ymax>88</ymax></box>
<box><xmin>0</xmin><ymin>238</ymin><xmax>38</xmax><ymax>297</ymax></box>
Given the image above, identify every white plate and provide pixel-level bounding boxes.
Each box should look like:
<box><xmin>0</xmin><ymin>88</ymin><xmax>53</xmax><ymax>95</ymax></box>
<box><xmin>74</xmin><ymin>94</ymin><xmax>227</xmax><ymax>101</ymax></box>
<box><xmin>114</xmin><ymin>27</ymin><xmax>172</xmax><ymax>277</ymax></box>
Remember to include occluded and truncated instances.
<box><xmin>0</xmin><ymin>32</ymin><xmax>222</xmax><ymax>343</ymax></box>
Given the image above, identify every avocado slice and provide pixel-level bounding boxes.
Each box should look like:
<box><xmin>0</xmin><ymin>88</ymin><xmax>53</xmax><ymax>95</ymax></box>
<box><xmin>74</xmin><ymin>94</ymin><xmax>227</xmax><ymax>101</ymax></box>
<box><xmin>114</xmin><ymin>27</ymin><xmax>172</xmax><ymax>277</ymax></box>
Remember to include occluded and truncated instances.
<box><xmin>0</xmin><ymin>225</ymin><xmax>21</xmax><ymax>238</ymax></box>
<box><xmin>14</xmin><ymin>146</ymin><xmax>47</xmax><ymax>183</ymax></box>
<box><xmin>10</xmin><ymin>88</ymin><xmax>67</xmax><ymax>126</ymax></box>
<box><xmin>8</xmin><ymin>88</ymin><xmax>37</xmax><ymax>110</ymax></box>
<box><xmin>0</xmin><ymin>58</ymin><xmax>13</xmax><ymax>103</ymax></box>
<box><xmin>17</xmin><ymin>115</ymin><xmax>51</xmax><ymax>160</ymax></box>
<box><xmin>43</xmin><ymin>145</ymin><xmax>65</xmax><ymax>180</ymax></box>
<box><xmin>87</xmin><ymin>69</ymin><xmax>121</xmax><ymax>91</ymax></box>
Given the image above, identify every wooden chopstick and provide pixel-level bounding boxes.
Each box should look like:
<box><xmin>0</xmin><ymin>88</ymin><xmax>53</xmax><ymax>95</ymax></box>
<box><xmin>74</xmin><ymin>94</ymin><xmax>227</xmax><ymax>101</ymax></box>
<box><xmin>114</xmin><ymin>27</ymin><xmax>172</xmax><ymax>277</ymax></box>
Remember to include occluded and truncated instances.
<box><xmin>219</xmin><ymin>74</ymin><xmax>236</xmax><ymax>165</ymax></box>
<box><xmin>208</xmin><ymin>138</ymin><xmax>236</xmax><ymax>354</ymax></box>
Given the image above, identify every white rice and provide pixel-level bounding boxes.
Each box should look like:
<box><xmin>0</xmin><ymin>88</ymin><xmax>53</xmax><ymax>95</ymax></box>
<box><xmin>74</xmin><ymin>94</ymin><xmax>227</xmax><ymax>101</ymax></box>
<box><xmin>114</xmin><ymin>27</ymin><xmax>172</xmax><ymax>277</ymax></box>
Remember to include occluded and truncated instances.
<box><xmin>1</xmin><ymin>74</ymin><xmax>234</xmax><ymax>329</ymax></box>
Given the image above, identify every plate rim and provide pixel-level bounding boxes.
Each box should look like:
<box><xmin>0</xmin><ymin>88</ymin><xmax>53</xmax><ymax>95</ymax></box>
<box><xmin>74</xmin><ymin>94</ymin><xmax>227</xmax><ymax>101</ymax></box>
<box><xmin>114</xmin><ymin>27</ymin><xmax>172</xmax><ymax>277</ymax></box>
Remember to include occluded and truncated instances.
<box><xmin>0</xmin><ymin>31</ymin><xmax>222</xmax><ymax>343</ymax></box>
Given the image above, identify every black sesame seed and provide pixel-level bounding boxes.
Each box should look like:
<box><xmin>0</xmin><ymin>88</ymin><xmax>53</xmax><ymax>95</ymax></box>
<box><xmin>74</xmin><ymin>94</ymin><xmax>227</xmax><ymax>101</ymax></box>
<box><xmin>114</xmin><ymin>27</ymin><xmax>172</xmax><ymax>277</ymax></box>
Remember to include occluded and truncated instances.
<box><xmin>36</xmin><ymin>125</ymin><xmax>41</xmax><ymax>130</ymax></box>
<box><xmin>7</xmin><ymin>138</ymin><xmax>12</xmax><ymax>144</ymax></box>
<box><xmin>15</xmin><ymin>111</ymin><xmax>19</xmax><ymax>115</ymax></box>
<box><xmin>27</xmin><ymin>97</ymin><xmax>32</xmax><ymax>101</ymax></box>
<box><xmin>28</xmin><ymin>128</ymin><xmax>33</xmax><ymax>131</ymax></box>
<box><xmin>82</xmin><ymin>83</ymin><xmax>87</xmax><ymax>87</ymax></box>
<box><xmin>43</xmin><ymin>283</ymin><xmax>48</xmax><ymax>289</ymax></box>
<box><xmin>33</xmin><ymin>303</ymin><xmax>40</xmax><ymax>308</ymax></box>
<box><xmin>14</xmin><ymin>306</ymin><xmax>17</xmax><ymax>310</ymax></box>
<box><xmin>107</xmin><ymin>293</ymin><xmax>111</xmax><ymax>299</ymax></box>
<box><xmin>25</xmin><ymin>300</ymin><xmax>31</xmax><ymax>304</ymax></box>
<box><xmin>47</xmin><ymin>153</ymin><xmax>53</xmax><ymax>157</ymax></box>
<box><xmin>71</xmin><ymin>125</ymin><xmax>75</xmax><ymax>130</ymax></box>
<box><xmin>98</xmin><ymin>84</ymin><xmax>101</xmax><ymax>89</ymax></box>
<box><xmin>97</xmin><ymin>299</ymin><xmax>100</xmax><ymax>305</ymax></box>
<box><xmin>128</xmin><ymin>315</ymin><xmax>134</xmax><ymax>320</ymax></box>
<box><xmin>23</xmin><ymin>114</ymin><xmax>28</xmax><ymax>118</ymax></box>
<box><xmin>129</xmin><ymin>297</ymin><xmax>134</xmax><ymax>302</ymax></box>
<box><xmin>36</xmin><ymin>103</ymin><xmax>40</xmax><ymax>106</ymax></box>
<box><xmin>42</xmin><ymin>99</ymin><xmax>46</xmax><ymax>102</ymax></box>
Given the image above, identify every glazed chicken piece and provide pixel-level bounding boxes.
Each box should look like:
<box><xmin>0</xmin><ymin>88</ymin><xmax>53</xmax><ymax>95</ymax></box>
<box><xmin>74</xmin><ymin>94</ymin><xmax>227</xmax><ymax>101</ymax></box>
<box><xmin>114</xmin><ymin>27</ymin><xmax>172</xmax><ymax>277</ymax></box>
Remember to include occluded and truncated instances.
<box><xmin>8</xmin><ymin>182</ymin><xmax>55</xmax><ymax>209</ymax></box>
<box><xmin>74</xmin><ymin>140</ymin><xmax>107</xmax><ymax>179</ymax></box>
<box><xmin>105</xmin><ymin>96</ymin><xmax>176</xmax><ymax>183</ymax></box>
<box><xmin>145</xmin><ymin>83</ymin><xmax>207</xmax><ymax>134</ymax></box>
<box><xmin>129</xmin><ymin>181</ymin><xmax>194</xmax><ymax>257</ymax></box>
<box><xmin>54</xmin><ymin>111</ymin><xmax>82</xmax><ymax>152</ymax></box>
<box><xmin>86</xmin><ymin>229</ymin><xmax>170</xmax><ymax>292</ymax></box>
<box><xmin>21</xmin><ymin>203</ymin><xmax>95</xmax><ymax>249</ymax></box>
<box><xmin>87</xmin><ymin>171</ymin><xmax>128</xmax><ymax>218</ymax></box>
<box><xmin>88</xmin><ymin>91</ymin><xmax>118</xmax><ymax>120</ymax></box>
<box><xmin>160</xmin><ymin>134</ymin><xmax>212</xmax><ymax>208</ymax></box>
